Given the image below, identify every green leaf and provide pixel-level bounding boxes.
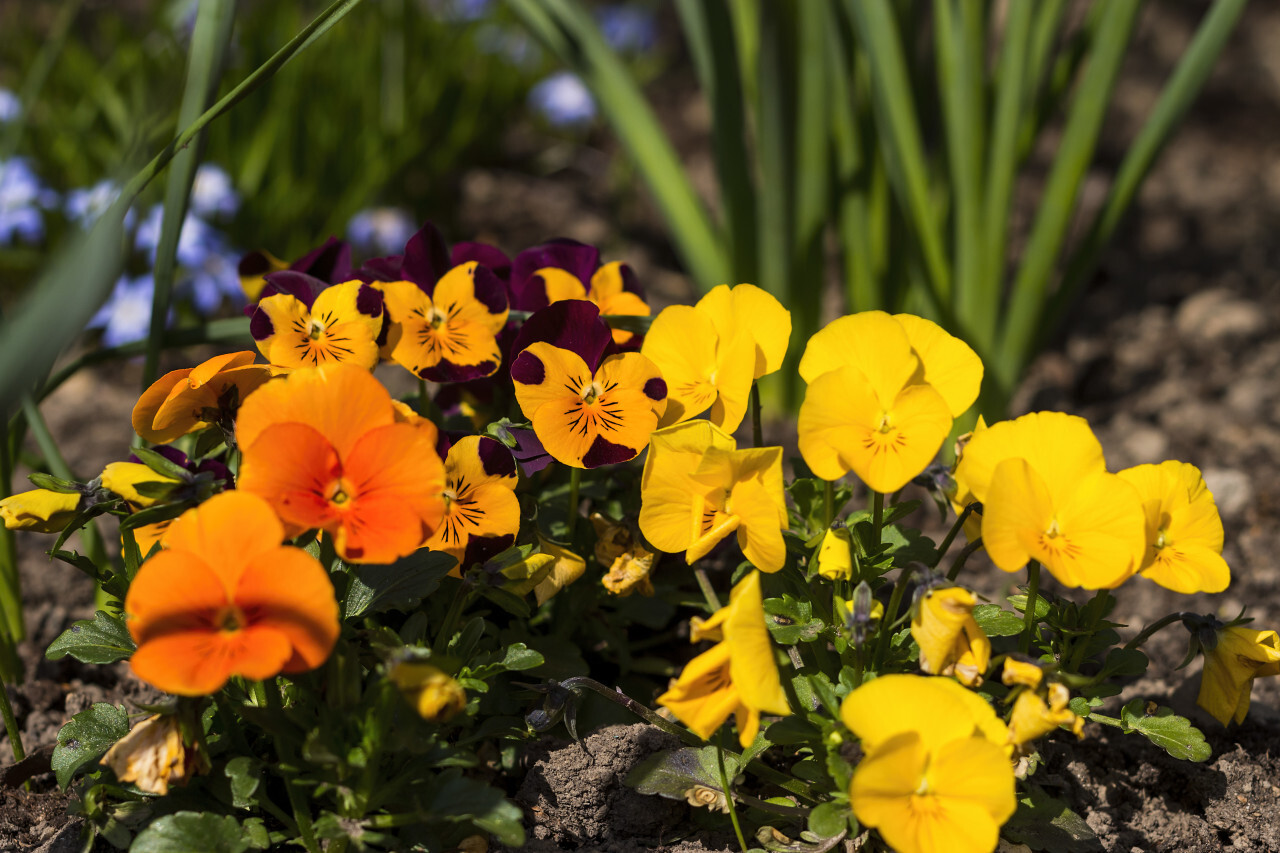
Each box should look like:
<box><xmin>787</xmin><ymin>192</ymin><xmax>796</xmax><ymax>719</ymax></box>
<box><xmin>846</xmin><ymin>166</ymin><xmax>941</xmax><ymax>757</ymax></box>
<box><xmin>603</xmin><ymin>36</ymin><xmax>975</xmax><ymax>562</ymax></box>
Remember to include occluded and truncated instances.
<box><xmin>130</xmin><ymin>812</ymin><xmax>250</xmax><ymax>853</ymax></box>
<box><xmin>625</xmin><ymin>746</ymin><xmax>741</xmax><ymax>801</ymax></box>
<box><xmin>130</xmin><ymin>447</ymin><xmax>194</xmax><ymax>483</ymax></box>
<box><xmin>342</xmin><ymin>550</ymin><xmax>456</xmax><ymax>618</ymax></box>
<box><xmin>52</xmin><ymin>702</ymin><xmax>129</xmax><ymax>788</ymax></box>
<box><xmin>765</xmin><ymin>715</ymin><xmax>821</xmax><ymax>745</ymax></box>
<box><xmin>119</xmin><ymin>501</ymin><xmax>196</xmax><ymax>532</ymax></box>
<box><xmin>763</xmin><ymin>595</ymin><xmax>825</xmax><ymax>644</ymax></box>
<box><xmin>224</xmin><ymin>757</ymin><xmax>263</xmax><ymax>809</ymax></box>
<box><xmin>46</xmin><ymin>610</ymin><xmax>135</xmax><ymax>665</ymax></box>
<box><xmin>1002</xmin><ymin>784</ymin><xmax>1099</xmax><ymax>853</ymax></box>
<box><xmin>1097</xmin><ymin>647</ymin><xmax>1149</xmax><ymax>680</ymax></box>
<box><xmin>1119</xmin><ymin>699</ymin><xmax>1211</xmax><ymax>762</ymax></box>
<box><xmin>500</xmin><ymin>643</ymin><xmax>544</xmax><ymax>672</ymax></box>
<box><xmin>971</xmin><ymin>604</ymin><xmax>1026</xmax><ymax>637</ymax></box>
<box><xmin>26</xmin><ymin>472</ymin><xmax>82</xmax><ymax>493</ymax></box>
<box><xmin>807</xmin><ymin>800</ymin><xmax>851</xmax><ymax>839</ymax></box>
<box><xmin>1008</xmin><ymin>593</ymin><xmax>1050</xmax><ymax>620</ymax></box>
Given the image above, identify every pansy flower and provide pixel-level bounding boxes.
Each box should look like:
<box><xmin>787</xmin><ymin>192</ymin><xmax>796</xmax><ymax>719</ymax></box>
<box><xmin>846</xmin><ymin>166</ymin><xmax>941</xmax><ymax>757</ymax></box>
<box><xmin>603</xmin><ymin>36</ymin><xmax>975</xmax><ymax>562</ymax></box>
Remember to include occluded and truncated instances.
<box><xmin>642</xmin><ymin>284</ymin><xmax>789</xmax><ymax>432</ymax></box>
<box><xmin>101</xmin><ymin>713</ymin><xmax>208</xmax><ymax>796</ymax></box>
<box><xmin>249</xmin><ymin>275</ymin><xmax>385</xmax><ymax>371</ymax></box>
<box><xmin>424</xmin><ymin>435</ymin><xmax>519</xmax><ymax>571</ymax></box>
<box><xmin>1116</xmin><ymin>460</ymin><xmax>1230</xmax><ymax>594</ymax></box>
<box><xmin>511</xmin><ymin>239</ymin><xmax>650</xmax><ymax>344</ymax></box>
<box><xmin>841</xmin><ymin>674</ymin><xmax>1015</xmax><ymax>853</ymax></box>
<box><xmin>511</xmin><ymin>301</ymin><xmax>667</xmax><ymax>468</ymax></box>
<box><xmin>640</xmin><ymin>420</ymin><xmax>788</xmax><ymax>572</ymax></box>
<box><xmin>1197</xmin><ymin>624</ymin><xmax>1280</xmax><ymax>726</ymax></box>
<box><xmin>239</xmin><ymin>236</ymin><xmax>353</xmax><ymax>303</ymax></box>
<box><xmin>1007</xmin><ymin>682</ymin><xmax>1084</xmax><ymax>745</ymax></box>
<box><xmin>236</xmin><ymin>363</ymin><xmax>446</xmax><ymax>563</ymax></box>
<box><xmin>125</xmin><ymin>491</ymin><xmax>340</xmax><ymax>695</ymax></box>
<box><xmin>658</xmin><ymin>571</ymin><xmax>790</xmax><ymax>747</ymax></box>
<box><xmin>798</xmin><ymin>311</ymin><xmax>981</xmax><ymax>493</ymax></box>
<box><xmin>911</xmin><ymin>586</ymin><xmax>990</xmax><ymax>687</ymax></box>
<box><xmin>132</xmin><ymin>351</ymin><xmax>272</xmax><ymax>444</ymax></box>
<box><xmin>591</xmin><ymin>513</ymin><xmax>656</xmax><ymax>596</ymax></box>
<box><xmin>100</xmin><ymin>449</ymin><xmax>233</xmax><ymax>553</ymax></box>
<box><xmin>953</xmin><ymin>411</ymin><xmax>1145</xmax><ymax>589</ymax></box>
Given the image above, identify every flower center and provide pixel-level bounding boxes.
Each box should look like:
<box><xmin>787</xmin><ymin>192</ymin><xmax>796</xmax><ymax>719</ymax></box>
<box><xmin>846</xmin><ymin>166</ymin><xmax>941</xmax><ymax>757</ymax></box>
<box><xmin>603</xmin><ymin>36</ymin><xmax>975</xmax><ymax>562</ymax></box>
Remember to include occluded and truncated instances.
<box><xmin>214</xmin><ymin>605</ymin><xmax>246</xmax><ymax>633</ymax></box>
<box><xmin>308</xmin><ymin>318</ymin><xmax>327</xmax><ymax>340</ymax></box>
<box><xmin>426</xmin><ymin>307</ymin><xmax>447</xmax><ymax>330</ymax></box>
<box><xmin>327</xmin><ymin>478</ymin><xmax>355</xmax><ymax>506</ymax></box>
<box><xmin>1045</xmin><ymin>517</ymin><xmax>1062</xmax><ymax>539</ymax></box>
<box><xmin>876</xmin><ymin>412</ymin><xmax>893</xmax><ymax>434</ymax></box>
<box><xmin>1154</xmin><ymin>527</ymin><xmax>1168</xmax><ymax>550</ymax></box>
<box><xmin>581</xmin><ymin>381</ymin><xmax>605</xmax><ymax>405</ymax></box>
<box><xmin>442</xmin><ymin>488</ymin><xmax>457</xmax><ymax>507</ymax></box>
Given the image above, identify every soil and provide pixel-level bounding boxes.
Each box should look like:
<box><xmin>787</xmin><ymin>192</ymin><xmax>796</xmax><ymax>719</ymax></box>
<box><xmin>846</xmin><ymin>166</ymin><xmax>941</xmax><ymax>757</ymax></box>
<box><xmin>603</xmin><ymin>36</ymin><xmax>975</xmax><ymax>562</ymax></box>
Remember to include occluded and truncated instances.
<box><xmin>5</xmin><ymin>1</ymin><xmax>1280</xmax><ymax>850</ymax></box>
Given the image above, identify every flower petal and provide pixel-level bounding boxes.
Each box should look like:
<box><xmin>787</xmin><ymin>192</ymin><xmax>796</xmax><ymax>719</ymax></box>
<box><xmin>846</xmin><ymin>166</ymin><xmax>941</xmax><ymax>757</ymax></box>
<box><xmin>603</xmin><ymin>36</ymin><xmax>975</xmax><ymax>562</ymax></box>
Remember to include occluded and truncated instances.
<box><xmin>697</xmin><ymin>284</ymin><xmax>791</xmax><ymax>379</ymax></box>
<box><xmin>235</xmin><ymin>548</ymin><xmax>339</xmax><ymax>672</ymax></box>
<box><xmin>161</xmin><ymin>491</ymin><xmax>288</xmax><ymax>592</ymax></box>
<box><xmin>641</xmin><ymin>306</ymin><xmax>719</xmax><ymax>426</ymax></box>
<box><xmin>799</xmin><ymin>311</ymin><xmax>916</xmax><ymax>402</ymax></box>
<box><xmin>893</xmin><ymin>313</ymin><xmax>983</xmax><ymax>417</ymax></box>
<box><xmin>237</xmin><ymin>422</ymin><xmax>343</xmax><ymax>539</ymax></box>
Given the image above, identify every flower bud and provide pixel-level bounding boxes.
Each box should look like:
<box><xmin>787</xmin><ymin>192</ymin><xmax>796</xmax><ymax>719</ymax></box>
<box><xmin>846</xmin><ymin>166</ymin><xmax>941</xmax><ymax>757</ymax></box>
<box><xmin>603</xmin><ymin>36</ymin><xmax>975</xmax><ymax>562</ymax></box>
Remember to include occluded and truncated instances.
<box><xmin>390</xmin><ymin>662</ymin><xmax>467</xmax><ymax>723</ymax></box>
<box><xmin>817</xmin><ymin>524</ymin><xmax>853</xmax><ymax>581</ymax></box>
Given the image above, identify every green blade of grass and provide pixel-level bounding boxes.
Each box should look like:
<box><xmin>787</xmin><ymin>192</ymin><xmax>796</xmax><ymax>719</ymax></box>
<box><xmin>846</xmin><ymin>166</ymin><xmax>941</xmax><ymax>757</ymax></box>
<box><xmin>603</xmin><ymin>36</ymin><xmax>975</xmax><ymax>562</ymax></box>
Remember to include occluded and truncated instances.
<box><xmin>754</xmin><ymin>1</ymin><xmax>795</xmax><ymax>311</ymax></box>
<box><xmin>1048</xmin><ymin>0</ymin><xmax>1248</xmax><ymax>338</ymax></box>
<box><xmin>992</xmin><ymin>0</ymin><xmax>1142</xmax><ymax>410</ymax></box>
<box><xmin>828</xmin><ymin>7</ymin><xmax>877</xmax><ymax>313</ymax></box>
<box><xmin>142</xmin><ymin>0</ymin><xmax>237</xmax><ymax>389</ymax></box>
<box><xmin>509</xmin><ymin>0</ymin><xmax>730</xmax><ymax>291</ymax></box>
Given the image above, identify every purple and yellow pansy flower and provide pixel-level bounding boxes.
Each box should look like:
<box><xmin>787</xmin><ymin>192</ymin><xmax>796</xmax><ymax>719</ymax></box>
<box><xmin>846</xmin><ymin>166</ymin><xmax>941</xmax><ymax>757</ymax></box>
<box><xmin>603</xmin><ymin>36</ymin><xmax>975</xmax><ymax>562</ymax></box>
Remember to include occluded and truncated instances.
<box><xmin>360</xmin><ymin>224</ymin><xmax>510</xmax><ymax>382</ymax></box>
<box><xmin>248</xmin><ymin>272</ymin><xmax>385</xmax><ymax>371</ymax></box>
<box><xmin>424</xmin><ymin>435</ymin><xmax>520</xmax><ymax>571</ymax></box>
<box><xmin>239</xmin><ymin>236</ymin><xmax>354</xmax><ymax>303</ymax></box>
<box><xmin>510</xmin><ymin>301</ymin><xmax>667</xmax><ymax>469</ymax></box>
<box><xmin>509</xmin><ymin>239</ymin><xmax>651</xmax><ymax>345</ymax></box>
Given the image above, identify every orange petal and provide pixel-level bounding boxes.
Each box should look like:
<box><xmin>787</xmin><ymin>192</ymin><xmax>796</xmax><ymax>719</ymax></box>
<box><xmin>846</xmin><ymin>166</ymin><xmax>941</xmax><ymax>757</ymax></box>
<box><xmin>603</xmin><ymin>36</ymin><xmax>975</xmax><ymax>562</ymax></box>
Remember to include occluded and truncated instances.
<box><xmin>132</xmin><ymin>368</ymin><xmax>196</xmax><ymax>443</ymax></box>
<box><xmin>237</xmin><ymin>422</ymin><xmax>343</xmax><ymax>538</ymax></box>
<box><xmin>159</xmin><ymin>492</ymin><xmax>287</xmax><ymax>593</ymax></box>
<box><xmin>130</xmin><ymin>626</ymin><xmax>292</xmax><ymax>696</ymax></box>
<box><xmin>125</xmin><ymin>550</ymin><xmax>229</xmax><ymax>646</ymax></box>
<box><xmin>235</xmin><ymin>547</ymin><xmax>339</xmax><ymax>672</ymax></box>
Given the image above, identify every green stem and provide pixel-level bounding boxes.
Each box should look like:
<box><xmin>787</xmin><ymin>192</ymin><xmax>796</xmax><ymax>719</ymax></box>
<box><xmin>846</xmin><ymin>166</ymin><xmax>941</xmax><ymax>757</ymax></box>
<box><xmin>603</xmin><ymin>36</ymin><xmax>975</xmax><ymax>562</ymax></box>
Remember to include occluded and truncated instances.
<box><xmin>417</xmin><ymin>378</ymin><xmax>430</xmax><ymax>412</ymax></box>
<box><xmin>1020</xmin><ymin>561</ymin><xmax>1041</xmax><ymax>655</ymax></box>
<box><xmin>566</xmin><ymin>466</ymin><xmax>581</xmax><ymax>541</ymax></box>
<box><xmin>823</xmin><ymin>479</ymin><xmax>835</xmax><ymax>529</ymax></box>
<box><xmin>433</xmin><ymin>584</ymin><xmax>473</xmax><ymax>653</ymax></box>
<box><xmin>871</xmin><ymin>491</ymin><xmax>884</xmax><ymax>550</ymax></box>
<box><xmin>930</xmin><ymin>502</ymin><xmax>976</xmax><ymax>568</ymax></box>
<box><xmin>1124</xmin><ymin>612</ymin><xmax>1188</xmax><ymax>652</ymax></box>
<box><xmin>750</xmin><ymin>382</ymin><xmax>763</xmax><ymax>448</ymax></box>
<box><xmin>716</xmin><ymin>730</ymin><xmax>749</xmax><ymax>853</ymax></box>
<box><xmin>694</xmin><ymin>568</ymin><xmax>722</xmax><ymax>612</ymax></box>
<box><xmin>873</xmin><ymin>563</ymin><xmax>917</xmax><ymax>671</ymax></box>
<box><xmin>1065</xmin><ymin>589</ymin><xmax>1111</xmax><ymax>673</ymax></box>
<box><xmin>0</xmin><ymin>679</ymin><xmax>25</xmax><ymax>762</ymax></box>
<box><xmin>946</xmin><ymin>537</ymin><xmax>984</xmax><ymax>581</ymax></box>
<box><xmin>263</xmin><ymin>682</ymin><xmax>321</xmax><ymax>853</ymax></box>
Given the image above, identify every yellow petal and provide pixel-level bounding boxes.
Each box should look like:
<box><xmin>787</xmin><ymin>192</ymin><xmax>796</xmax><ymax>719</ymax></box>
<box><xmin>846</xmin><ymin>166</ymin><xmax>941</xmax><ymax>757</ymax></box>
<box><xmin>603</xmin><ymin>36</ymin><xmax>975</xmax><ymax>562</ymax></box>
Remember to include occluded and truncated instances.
<box><xmin>955</xmin><ymin>411</ymin><xmax>1105</xmax><ymax>507</ymax></box>
<box><xmin>0</xmin><ymin>489</ymin><xmax>80</xmax><ymax>533</ymax></box>
<box><xmin>893</xmin><ymin>313</ymin><xmax>983</xmax><ymax>418</ymax></box>
<box><xmin>639</xmin><ymin>421</ymin><xmax>736</xmax><ymax>554</ymax></box>
<box><xmin>100</xmin><ymin>462</ymin><xmax>180</xmax><ymax>508</ymax></box>
<box><xmin>725</xmin><ymin>572</ymin><xmax>790</xmax><ymax>716</ymax></box>
<box><xmin>657</xmin><ymin>641</ymin><xmax>741</xmax><ymax>741</ymax></box>
<box><xmin>697</xmin><ymin>283</ymin><xmax>791</xmax><ymax>379</ymax></box>
<box><xmin>798</xmin><ymin>312</ymin><xmax>916</xmax><ymax>403</ymax></box>
<box><xmin>840</xmin><ymin>673</ymin><xmax>1006</xmax><ymax>755</ymax></box>
<box><xmin>532</xmin><ymin>537</ymin><xmax>587</xmax><ymax>605</ymax></box>
<box><xmin>642</xmin><ymin>306</ymin><xmax>719</xmax><ymax>426</ymax></box>
<box><xmin>538</xmin><ymin>267</ymin><xmax>588</xmax><ymax>302</ymax></box>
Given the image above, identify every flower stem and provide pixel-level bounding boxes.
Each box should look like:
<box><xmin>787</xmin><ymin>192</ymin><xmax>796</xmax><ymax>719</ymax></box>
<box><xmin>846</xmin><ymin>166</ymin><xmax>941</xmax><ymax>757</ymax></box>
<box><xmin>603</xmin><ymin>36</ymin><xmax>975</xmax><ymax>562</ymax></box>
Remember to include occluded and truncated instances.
<box><xmin>0</xmin><ymin>679</ymin><xmax>24</xmax><ymax>762</ymax></box>
<box><xmin>946</xmin><ymin>537</ymin><xmax>984</xmax><ymax>581</ymax></box>
<box><xmin>566</xmin><ymin>466</ymin><xmax>581</xmax><ymax>541</ymax></box>
<box><xmin>717</xmin><ymin>730</ymin><xmax>749</xmax><ymax>853</ymax></box>
<box><xmin>931</xmin><ymin>502</ymin><xmax>976</xmax><ymax>568</ymax></box>
<box><xmin>417</xmin><ymin>378</ymin><xmax>430</xmax><ymax>412</ymax></box>
<box><xmin>873</xmin><ymin>564</ymin><xmax>917</xmax><ymax>672</ymax></box>
<box><xmin>823</xmin><ymin>479</ymin><xmax>835</xmax><ymax>529</ymax></box>
<box><xmin>1020</xmin><ymin>561</ymin><xmax>1042</xmax><ymax>655</ymax></box>
<box><xmin>1066</xmin><ymin>589</ymin><xmax>1112</xmax><ymax>673</ymax></box>
<box><xmin>694</xmin><ymin>568</ymin><xmax>722</xmax><ymax>612</ymax></box>
<box><xmin>871</xmin><ymin>491</ymin><xmax>884</xmax><ymax>550</ymax></box>
<box><xmin>263</xmin><ymin>682</ymin><xmax>321</xmax><ymax>853</ymax></box>
<box><xmin>1124</xmin><ymin>612</ymin><xmax>1189</xmax><ymax>651</ymax></box>
<box><xmin>750</xmin><ymin>382</ymin><xmax>763</xmax><ymax>448</ymax></box>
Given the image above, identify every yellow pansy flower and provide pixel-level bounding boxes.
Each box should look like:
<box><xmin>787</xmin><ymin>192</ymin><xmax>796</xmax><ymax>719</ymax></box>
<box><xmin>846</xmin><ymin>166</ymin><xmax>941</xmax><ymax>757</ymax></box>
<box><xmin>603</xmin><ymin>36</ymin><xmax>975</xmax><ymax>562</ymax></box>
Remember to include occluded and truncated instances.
<box><xmin>1117</xmin><ymin>460</ymin><xmax>1229</xmax><ymax>594</ymax></box>
<box><xmin>1007</xmin><ymin>683</ymin><xmax>1084</xmax><ymax>745</ymax></box>
<box><xmin>639</xmin><ymin>420</ymin><xmax>788</xmax><ymax>573</ymax></box>
<box><xmin>658</xmin><ymin>571</ymin><xmax>791</xmax><ymax>747</ymax></box>
<box><xmin>911</xmin><ymin>587</ymin><xmax>991</xmax><ymax>687</ymax></box>
<box><xmin>389</xmin><ymin>661</ymin><xmax>468</xmax><ymax>723</ymax></box>
<box><xmin>841</xmin><ymin>674</ymin><xmax>1015</xmax><ymax>853</ymax></box>
<box><xmin>251</xmin><ymin>279</ymin><xmax>384</xmax><ymax>371</ymax></box>
<box><xmin>1197</xmin><ymin>625</ymin><xmax>1280</xmax><ymax>726</ymax></box>
<box><xmin>797</xmin><ymin>312</ymin><xmax>980</xmax><ymax>494</ymax></box>
<box><xmin>537</xmin><ymin>261</ymin><xmax>651</xmax><ymax>345</ymax></box>
<box><xmin>953</xmin><ymin>411</ymin><xmax>1145</xmax><ymax>589</ymax></box>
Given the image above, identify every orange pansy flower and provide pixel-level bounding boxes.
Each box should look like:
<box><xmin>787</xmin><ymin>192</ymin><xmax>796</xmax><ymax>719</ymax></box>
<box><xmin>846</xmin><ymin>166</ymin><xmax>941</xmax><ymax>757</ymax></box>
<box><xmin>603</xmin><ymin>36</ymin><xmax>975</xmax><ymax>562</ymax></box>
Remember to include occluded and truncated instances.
<box><xmin>236</xmin><ymin>364</ymin><xmax>446</xmax><ymax>563</ymax></box>
<box><xmin>125</xmin><ymin>491</ymin><xmax>340</xmax><ymax>696</ymax></box>
<box><xmin>132</xmin><ymin>351</ymin><xmax>272</xmax><ymax>445</ymax></box>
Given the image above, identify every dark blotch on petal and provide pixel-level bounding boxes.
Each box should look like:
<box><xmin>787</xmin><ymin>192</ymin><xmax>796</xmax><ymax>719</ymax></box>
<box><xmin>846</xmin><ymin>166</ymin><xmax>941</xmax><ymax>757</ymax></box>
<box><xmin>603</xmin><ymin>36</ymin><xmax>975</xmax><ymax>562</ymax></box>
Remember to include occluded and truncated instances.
<box><xmin>375</xmin><ymin>313</ymin><xmax>391</xmax><ymax>348</ymax></box>
<box><xmin>643</xmin><ymin>378</ymin><xmax>667</xmax><ymax>401</ymax></box>
<box><xmin>476</xmin><ymin>437</ymin><xmax>517</xmax><ymax>479</ymax></box>
<box><xmin>292</xmin><ymin>237</ymin><xmax>352</xmax><ymax>284</ymax></box>
<box><xmin>471</xmin><ymin>265</ymin><xmax>509</xmax><ymax>316</ymax></box>
<box><xmin>249</xmin><ymin>309</ymin><xmax>274</xmax><ymax>341</ymax></box>
<box><xmin>617</xmin><ymin>262</ymin><xmax>645</xmax><ymax>298</ymax></box>
<box><xmin>510</xmin><ymin>239</ymin><xmax>599</xmax><ymax>312</ymax></box>
<box><xmin>237</xmin><ymin>250</ymin><xmax>273</xmax><ymax>278</ymax></box>
<box><xmin>402</xmin><ymin>222</ymin><xmax>450</xmax><ymax>290</ymax></box>
<box><xmin>356</xmin><ymin>284</ymin><xmax>384</xmax><ymax>317</ymax></box>
<box><xmin>582</xmin><ymin>435</ymin><xmax>638</xmax><ymax>469</ymax></box>
<box><xmin>510</xmin><ymin>351</ymin><xmax>545</xmax><ymax>386</ymax></box>
<box><xmin>510</xmin><ymin>301</ymin><xmax>612</xmax><ymax>372</ymax></box>
<box><xmin>452</xmin><ymin>242</ymin><xmax>511</xmax><ymax>283</ymax></box>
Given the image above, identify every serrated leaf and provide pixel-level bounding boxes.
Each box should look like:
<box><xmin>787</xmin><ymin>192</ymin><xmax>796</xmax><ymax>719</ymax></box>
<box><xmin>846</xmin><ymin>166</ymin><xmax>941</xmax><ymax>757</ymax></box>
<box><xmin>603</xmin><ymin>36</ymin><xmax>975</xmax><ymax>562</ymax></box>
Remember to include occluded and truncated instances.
<box><xmin>46</xmin><ymin>610</ymin><xmax>135</xmax><ymax>664</ymax></box>
<box><xmin>807</xmin><ymin>800</ymin><xmax>851</xmax><ymax>839</ymax></box>
<box><xmin>972</xmin><ymin>604</ymin><xmax>1026</xmax><ymax>637</ymax></box>
<box><xmin>52</xmin><ymin>702</ymin><xmax>129</xmax><ymax>788</ymax></box>
<box><xmin>51</xmin><ymin>499</ymin><xmax>122</xmax><ymax>553</ymax></box>
<box><xmin>1002</xmin><ymin>785</ymin><xmax>1098</xmax><ymax>853</ymax></box>
<box><xmin>343</xmin><ymin>550</ymin><xmax>456</xmax><ymax>618</ymax></box>
<box><xmin>1119</xmin><ymin>699</ymin><xmax>1211</xmax><ymax>762</ymax></box>
<box><xmin>130</xmin><ymin>811</ymin><xmax>249</xmax><ymax>853</ymax></box>
<box><xmin>625</xmin><ymin>746</ymin><xmax>741</xmax><ymax>800</ymax></box>
<box><xmin>48</xmin><ymin>549</ymin><xmax>105</xmax><ymax>581</ymax></box>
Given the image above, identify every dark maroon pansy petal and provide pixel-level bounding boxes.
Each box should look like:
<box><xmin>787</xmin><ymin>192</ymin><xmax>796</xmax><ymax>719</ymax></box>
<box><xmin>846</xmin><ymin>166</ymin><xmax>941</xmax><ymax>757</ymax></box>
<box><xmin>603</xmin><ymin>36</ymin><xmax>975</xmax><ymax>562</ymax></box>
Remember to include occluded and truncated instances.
<box><xmin>510</xmin><ymin>301</ymin><xmax>613</xmax><ymax>373</ymax></box>
<box><xmin>249</xmin><ymin>310</ymin><xmax>274</xmax><ymax>341</ymax></box>
<box><xmin>420</xmin><ymin>359</ymin><xmax>500</xmax><ymax>385</ymax></box>
<box><xmin>582</xmin><ymin>435</ymin><xmax>637</xmax><ymax>468</ymax></box>
<box><xmin>476</xmin><ymin>436</ymin><xmax>517</xmax><ymax>479</ymax></box>
<box><xmin>471</xmin><ymin>265</ymin><xmax>509</xmax><ymax>316</ymax></box>
<box><xmin>461</xmin><ymin>534</ymin><xmax>515</xmax><ymax>573</ymax></box>
<box><xmin>509</xmin><ymin>239</ymin><xmax>599</xmax><ymax>312</ymax></box>
<box><xmin>355</xmin><ymin>283</ymin><xmax>384</xmax><ymax>317</ymax></box>
<box><xmin>375</xmin><ymin>312</ymin><xmax>391</xmax><ymax>348</ymax></box>
<box><xmin>237</xmin><ymin>250</ymin><xmax>274</xmax><ymax>278</ymax></box>
<box><xmin>292</xmin><ymin>237</ymin><xmax>353</xmax><ymax>284</ymax></box>
<box><xmin>196</xmin><ymin>459</ymin><xmax>234</xmax><ymax>488</ymax></box>
<box><xmin>452</xmin><ymin>242</ymin><xmax>511</xmax><ymax>283</ymax></box>
<box><xmin>257</xmin><ymin>271</ymin><xmax>329</xmax><ymax>309</ymax></box>
<box><xmin>617</xmin><ymin>262</ymin><xmax>645</xmax><ymax>297</ymax></box>
<box><xmin>643</xmin><ymin>378</ymin><xmax>667</xmax><ymax>402</ymax></box>
<box><xmin>509</xmin><ymin>351</ymin><xmax>545</xmax><ymax>386</ymax></box>
<box><xmin>509</xmin><ymin>428</ymin><xmax>553</xmax><ymax>476</ymax></box>
<box><xmin>402</xmin><ymin>223</ymin><xmax>450</xmax><ymax>290</ymax></box>
<box><xmin>129</xmin><ymin>446</ymin><xmax>190</xmax><ymax>468</ymax></box>
<box><xmin>357</xmin><ymin>255</ymin><xmax>404</xmax><ymax>283</ymax></box>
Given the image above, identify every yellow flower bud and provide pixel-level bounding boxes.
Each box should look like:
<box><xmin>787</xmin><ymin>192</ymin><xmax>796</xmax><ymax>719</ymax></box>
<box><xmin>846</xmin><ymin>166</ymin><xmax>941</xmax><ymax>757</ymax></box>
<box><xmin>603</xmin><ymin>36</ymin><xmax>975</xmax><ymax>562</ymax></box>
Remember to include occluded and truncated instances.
<box><xmin>390</xmin><ymin>662</ymin><xmax>467</xmax><ymax>723</ymax></box>
<box><xmin>1001</xmin><ymin>658</ymin><xmax>1044</xmax><ymax>690</ymax></box>
<box><xmin>817</xmin><ymin>526</ymin><xmax>853</xmax><ymax>581</ymax></box>
<box><xmin>0</xmin><ymin>488</ymin><xmax>80</xmax><ymax>533</ymax></box>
